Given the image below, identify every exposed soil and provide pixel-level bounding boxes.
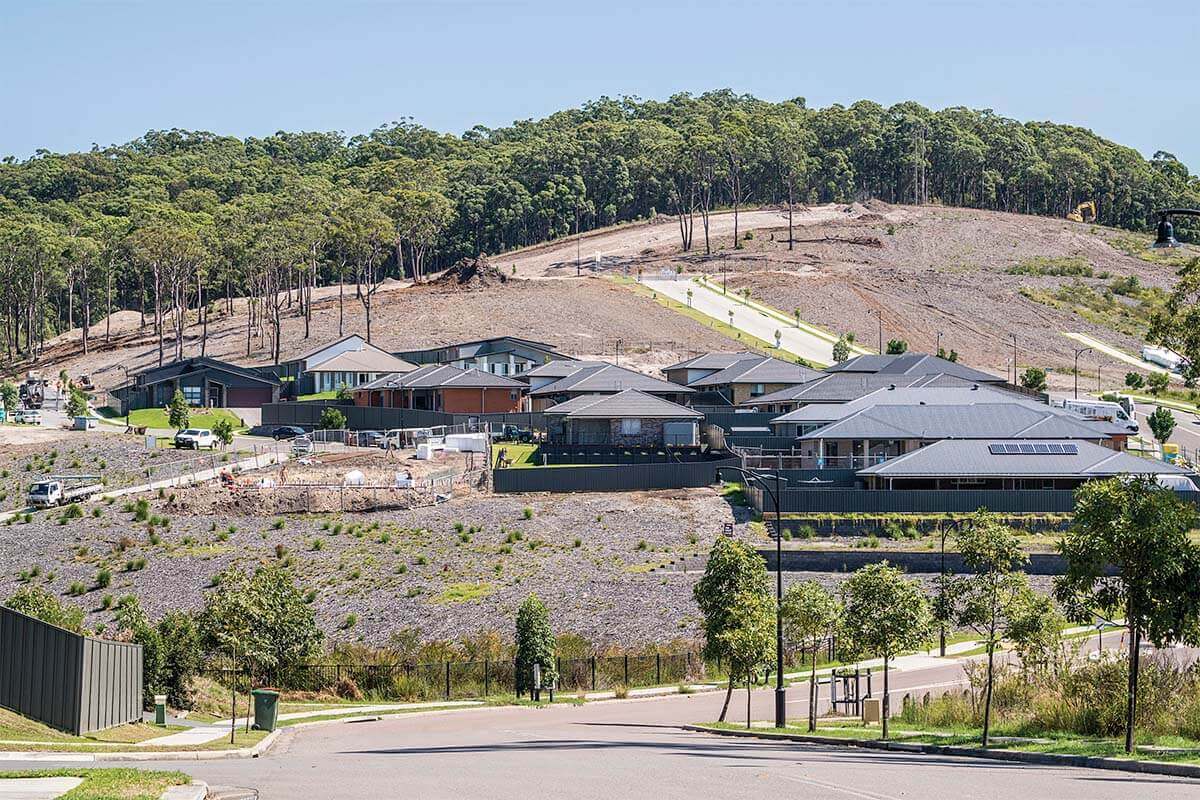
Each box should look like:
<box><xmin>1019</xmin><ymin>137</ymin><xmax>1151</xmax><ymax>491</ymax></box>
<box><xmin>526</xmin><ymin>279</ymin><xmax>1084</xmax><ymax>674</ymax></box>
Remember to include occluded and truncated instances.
<box><xmin>429</xmin><ymin>254</ymin><xmax>508</xmax><ymax>289</ymax></box>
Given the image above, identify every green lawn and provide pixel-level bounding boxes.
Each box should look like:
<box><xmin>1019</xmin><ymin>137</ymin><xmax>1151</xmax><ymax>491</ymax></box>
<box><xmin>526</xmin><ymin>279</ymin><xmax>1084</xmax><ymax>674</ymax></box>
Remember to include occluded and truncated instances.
<box><xmin>297</xmin><ymin>390</ymin><xmax>341</xmax><ymax>401</ymax></box>
<box><xmin>492</xmin><ymin>443</ymin><xmax>539</xmax><ymax>467</ymax></box>
<box><xmin>124</xmin><ymin>407</ymin><xmax>246</xmax><ymax>431</ymax></box>
<box><xmin>0</xmin><ymin>769</ymin><xmax>190</xmax><ymax>800</ymax></box>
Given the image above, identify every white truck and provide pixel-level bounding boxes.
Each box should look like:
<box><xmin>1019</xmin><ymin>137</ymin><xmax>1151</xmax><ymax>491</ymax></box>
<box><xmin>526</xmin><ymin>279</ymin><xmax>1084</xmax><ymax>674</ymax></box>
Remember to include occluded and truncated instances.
<box><xmin>1061</xmin><ymin>398</ymin><xmax>1139</xmax><ymax>433</ymax></box>
<box><xmin>27</xmin><ymin>476</ymin><xmax>104</xmax><ymax>508</ymax></box>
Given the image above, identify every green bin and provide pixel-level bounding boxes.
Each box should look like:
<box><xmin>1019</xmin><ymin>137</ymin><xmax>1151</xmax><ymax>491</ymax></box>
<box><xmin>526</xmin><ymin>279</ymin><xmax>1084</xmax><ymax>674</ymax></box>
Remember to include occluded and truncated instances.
<box><xmin>251</xmin><ymin>688</ymin><xmax>280</xmax><ymax>732</ymax></box>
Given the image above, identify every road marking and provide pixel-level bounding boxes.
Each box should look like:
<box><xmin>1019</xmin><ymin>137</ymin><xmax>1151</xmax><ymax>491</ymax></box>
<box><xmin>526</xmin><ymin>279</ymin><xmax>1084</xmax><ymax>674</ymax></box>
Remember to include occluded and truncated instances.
<box><xmin>776</xmin><ymin>772</ymin><xmax>905</xmax><ymax>800</ymax></box>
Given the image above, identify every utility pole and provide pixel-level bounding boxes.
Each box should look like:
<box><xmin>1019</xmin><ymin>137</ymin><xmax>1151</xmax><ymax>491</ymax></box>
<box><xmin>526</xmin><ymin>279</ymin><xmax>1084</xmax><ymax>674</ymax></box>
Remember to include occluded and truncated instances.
<box><xmin>575</xmin><ymin>205</ymin><xmax>581</xmax><ymax>278</ymax></box>
<box><xmin>873</xmin><ymin>309</ymin><xmax>883</xmax><ymax>354</ymax></box>
<box><xmin>1072</xmin><ymin>347</ymin><xmax>1091</xmax><ymax>399</ymax></box>
<box><xmin>936</xmin><ymin>330</ymin><xmax>943</xmax><ymax>355</ymax></box>
<box><xmin>1011</xmin><ymin>334</ymin><xmax>1018</xmax><ymax>385</ymax></box>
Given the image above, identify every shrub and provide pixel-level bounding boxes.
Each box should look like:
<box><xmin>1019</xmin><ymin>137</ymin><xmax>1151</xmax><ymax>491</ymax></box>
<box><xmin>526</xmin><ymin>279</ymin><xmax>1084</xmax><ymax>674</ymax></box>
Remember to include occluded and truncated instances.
<box><xmin>7</xmin><ymin>585</ymin><xmax>85</xmax><ymax>630</ymax></box>
<box><xmin>522</xmin><ymin>507</ymin><xmax>534</xmax><ymax>520</ymax></box>
<box><xmin>335</xmin><ymin>675</ymin><xmax>363</xmax><ymax>700</ymax></box>
<box><xmin>96</xmin><ymin>568</ymin><xmax>112</xmax><ymax>589</ymax></box>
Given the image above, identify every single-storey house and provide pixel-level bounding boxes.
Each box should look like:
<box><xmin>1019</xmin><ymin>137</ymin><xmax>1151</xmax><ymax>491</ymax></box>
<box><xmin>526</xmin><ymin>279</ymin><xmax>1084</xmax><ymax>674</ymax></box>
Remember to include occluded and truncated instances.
<box><xmin>543</xmin><ymin>390</ymin><xmax>703</xmax><ymax>446</ymax></box>
<box><xmin>662</xmin><ymin>352</ymin><xmax>763</xmax><ymax>386</ymax></box>
<box><xmin>740</xmin><ymin>372</ymin><xmax>996</xmax><ymax>413</ymax></box>
<box><xmin>396</xmin><ymin>337</ymin><xmax>565</xmax><ymax>377</ymax></box>
<box><xmin>528</xmin><ymin>363</ymin><xmax>694</xmax><ymax>411</ymax></box>
<box><xmin>352</xmin><ymin>364</ymin><xmax>525</xmax><ymax>413</ymax></box>
<box><xmin>679</xmin><ymin>355</ymin><xmax>823</xmax><ymax>405</ymax></box>
<box><xmin>519</xmin><ymin>360</ymin><xmax>609</xmax><ymax>391</ymax></box>
<box><xmin>791</xmin><ymin>401</ymin><xmax>1127</xmax><ymax>470</ymax></box>
<box><xmin>823</xmin><ymin>352</ymin><xmax>1009</xmax><ymax>384</ymax></box>
<box><xmin>857</xmin><ymin>439</ymin><xmax>1199</xmax><ymax>492</ymax></box>
<box><xmin>278</xmin><ymin>334</ymin><xmax>417</xmax><ymax>395</ymax></box>
<box><xmin>110</xmin><ymin>357</ymin><xmax>280</xmax><ymax>413</ymax></box>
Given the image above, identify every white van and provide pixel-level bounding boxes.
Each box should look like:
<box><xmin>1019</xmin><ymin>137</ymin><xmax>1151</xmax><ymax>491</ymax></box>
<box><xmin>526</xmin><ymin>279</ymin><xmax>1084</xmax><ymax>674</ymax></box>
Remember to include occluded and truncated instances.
<box><xmin>1062</xmin><ymin>398</ymin><xmax>1139</xmax><ymax>433</ymax></box>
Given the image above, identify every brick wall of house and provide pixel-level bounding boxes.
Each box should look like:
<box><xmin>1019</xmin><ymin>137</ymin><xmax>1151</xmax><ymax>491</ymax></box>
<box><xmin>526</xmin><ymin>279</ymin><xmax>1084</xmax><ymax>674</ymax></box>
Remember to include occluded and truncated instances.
<box><xmin>440</xmin><ymin>387</ymin><xmax>523</xmax><ymax>414</ymax></box>
<box><xmin>607</xmin><ymin>417</ymin><xmax>666</xmax><ymax>446</ymax></box>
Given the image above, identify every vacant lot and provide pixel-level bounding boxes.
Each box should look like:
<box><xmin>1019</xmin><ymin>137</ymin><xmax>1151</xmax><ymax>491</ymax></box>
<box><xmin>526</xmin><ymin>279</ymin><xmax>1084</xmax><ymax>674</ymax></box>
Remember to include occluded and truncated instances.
<box><xmin>1</xmin><ymin>487</ymin><xmax>750</xmax><ymax>647</ymax></box>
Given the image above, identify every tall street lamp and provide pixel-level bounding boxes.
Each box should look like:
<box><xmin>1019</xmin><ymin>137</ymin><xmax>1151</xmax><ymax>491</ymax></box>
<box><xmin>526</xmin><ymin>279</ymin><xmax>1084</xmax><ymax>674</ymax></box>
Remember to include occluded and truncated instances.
<box><xmin>716</xmin><ymin>465</ymin><xmax>789</xmax><ymax>729</ymax></box>
<box><xmin>1072</xmin><ymin>346</ymin><xmax>1091</xmax><ymax>399</ymax></box>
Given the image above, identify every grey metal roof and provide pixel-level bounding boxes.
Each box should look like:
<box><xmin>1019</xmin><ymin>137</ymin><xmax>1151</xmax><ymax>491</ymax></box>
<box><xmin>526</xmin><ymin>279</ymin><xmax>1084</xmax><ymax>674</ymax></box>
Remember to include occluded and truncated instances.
<box><xmin>134</xmin><ymin>357</ymin><xmax>279</xmax><ymax>387</ymax></box>
<box><xmin>859</xmin><ymin>439</ymin><xmax>1196</xmax><ymax>480</ymax></box>
<box><xmin>308</xmin><ymin>349</ymin><xmax>417</xmax><ymax>374</ymax></box>
<box><xmin>522</xmin><ymin>360</ymin><xmax>609</xmax><ymax>379</ymax></box>
<box><xmin>686</xmin><ymin>355</ymin><xmax>824</xmax><ymax>388</ymax></box>
<box><xmin>824</xmin><ymin>353</ymin><xmax>1005</xmax><ymax>383</ymax></box>
<box><xmin>530</xmin><ymin>364</ymin><xmax>694</xmax><ymax>396</ymax></box>
<box><xmin>663</xmin><ymin>352</ymin><xmax>762</xmax><ymax>372</ymax></box>
<box><xmin>797</xmin><ymin>403</ymin><xmax>1120</xmax><ymax>441</ymax></box>
<box><xmin>772</xmin><ymin>386</ymin><xmax>1095</xmax><ymax>426</ymax></box>
<box><xmin>742</xmin><ymin>372</ymin><xmax>970</xmax><ymax>406</ymax></box>
<box><xmin>357</xmin><ymin>363</ymin><xmax>524</xmax><ymax>390</ymax></box>
<box><xmin>543</xmin><ymin>390</ymin><xmax>703</xmax><ymax>419</ymax></box>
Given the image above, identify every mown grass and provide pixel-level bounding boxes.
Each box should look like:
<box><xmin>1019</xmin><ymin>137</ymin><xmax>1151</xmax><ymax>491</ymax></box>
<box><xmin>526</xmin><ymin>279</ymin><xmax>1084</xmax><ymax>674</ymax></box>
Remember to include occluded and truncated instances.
<box><xmin>125</xmin><ymin>407</ymin><xmax>244</xmax><ymax>431</ymax></box>
<box><xmin>0</xmin><ymin>769</ymin><xmax>189</xmax><ymax>800</ymax></box>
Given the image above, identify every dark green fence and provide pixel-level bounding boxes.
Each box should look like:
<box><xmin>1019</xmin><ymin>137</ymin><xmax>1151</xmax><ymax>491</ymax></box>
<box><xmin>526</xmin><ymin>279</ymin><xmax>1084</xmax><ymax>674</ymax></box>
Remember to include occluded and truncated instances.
<box><xmin>493</xmin><ymin>457</ymin><xmax>740</xmax><ymax>493</ymax></box>
<box><xmin>0</xmin><ymin>606</ymin><xmax>143</xmax><ymax>735</ymax></box>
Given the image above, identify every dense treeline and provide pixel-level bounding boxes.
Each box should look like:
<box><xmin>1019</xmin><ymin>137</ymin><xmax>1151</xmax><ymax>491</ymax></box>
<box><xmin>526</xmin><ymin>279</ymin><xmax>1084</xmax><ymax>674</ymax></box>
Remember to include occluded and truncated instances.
<box><xmin>2</xmin><ymin>90</ymin><xmax>1198</xmax><ymax>367</ymax></box>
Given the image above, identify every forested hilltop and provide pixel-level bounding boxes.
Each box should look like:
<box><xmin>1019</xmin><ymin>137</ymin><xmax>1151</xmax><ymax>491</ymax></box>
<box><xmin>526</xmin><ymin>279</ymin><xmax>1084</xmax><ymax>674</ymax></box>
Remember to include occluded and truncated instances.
<box><xmin>2</xmin><ymin>90</ymin><xmax>1198</xmax><ymax>365</ymax></box>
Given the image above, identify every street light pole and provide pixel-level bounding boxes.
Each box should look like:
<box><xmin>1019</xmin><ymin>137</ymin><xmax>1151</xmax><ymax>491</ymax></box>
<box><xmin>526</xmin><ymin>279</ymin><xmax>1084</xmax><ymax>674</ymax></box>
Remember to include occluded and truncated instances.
<box><xmin>717</xmin><ymin>466</ymin><xmax>788</xmax><ymax>729</ymax></box>
<box><xmin>1072</xmin><ymin>347</ymin><xmax>1091</xmax><ymax>399</ymax></box>
<box><xmin>1011</xmin><ymin>334</ymin><xmax>1018</xmax><ymax>385</ymax></box>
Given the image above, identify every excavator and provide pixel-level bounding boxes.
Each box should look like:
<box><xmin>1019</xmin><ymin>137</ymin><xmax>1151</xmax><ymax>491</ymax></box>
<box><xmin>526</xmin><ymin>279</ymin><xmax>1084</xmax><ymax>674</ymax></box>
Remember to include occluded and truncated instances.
<box><xmin>1066</xmin><ymin>200</ymin><xmax>1097</xmax><ymax>223</ymax></box>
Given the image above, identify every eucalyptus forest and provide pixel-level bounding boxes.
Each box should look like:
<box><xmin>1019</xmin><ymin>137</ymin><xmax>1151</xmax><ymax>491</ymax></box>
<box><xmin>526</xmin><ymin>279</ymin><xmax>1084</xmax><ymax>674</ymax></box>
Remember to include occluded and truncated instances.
<box><xmin>2</xmin><ymin>90</ymin><xmax>1198</xmax><ymax>367</ymax></box>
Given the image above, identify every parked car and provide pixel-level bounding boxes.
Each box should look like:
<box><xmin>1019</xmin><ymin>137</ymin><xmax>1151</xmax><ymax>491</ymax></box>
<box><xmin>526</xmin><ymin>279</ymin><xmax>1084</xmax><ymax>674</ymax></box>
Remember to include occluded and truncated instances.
<box><xmin>355</xmin><ymin>430</ymin><xmax>385</xmax><ymax>448</ymax></box>
<box><xmin>498</xmin><ymin>424</ymin><xmax>534</xmax><ymax>443</ymax></box>
<box><xmin>271</xmin><ymin>425</ymin><xmax>306</xmax><ymax>440</ymax></box>
<box><xmin>18</xmin><ymin>410</ymin><xmax>42</xmax><ymax>425</ymax></box>
<box><xmin>291</xmin><ymin>436</ymin><xmax>314</xmax><ymax>456</ymax></box>
<box><xmin>174</xmin><ymin>428</ymin><xmax>218</xmax><ymax>449</ymax></box>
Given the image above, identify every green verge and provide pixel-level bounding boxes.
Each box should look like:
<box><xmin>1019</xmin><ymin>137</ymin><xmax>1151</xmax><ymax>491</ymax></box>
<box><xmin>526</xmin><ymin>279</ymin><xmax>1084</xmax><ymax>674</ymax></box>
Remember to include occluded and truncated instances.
<box><xmin>0</xmin><ymin>769</ymin><xmax>189</xmax><ymax>800</ymax></box>
<box><xmin>702</xmin><ymin>721</ymin><xmax>1200</xmax><ymax>763</ymax></box>
<box><xmin>125</xmin><ymin>407</ymin><xmax>245</xmax><ymax>431</ymax></box>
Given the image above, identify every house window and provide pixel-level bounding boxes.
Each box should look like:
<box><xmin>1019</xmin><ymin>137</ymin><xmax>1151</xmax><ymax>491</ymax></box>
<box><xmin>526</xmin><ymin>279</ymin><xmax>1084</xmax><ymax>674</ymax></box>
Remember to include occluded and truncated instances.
<box><xmin>620</xmin><ymin>419</ymin><xmax>642</xmax><ymax>435</ymax></box>
<box><xmin>182</xmin><ymin>385</ymin><xmax>202</xmax><ymax>406</ymax></box>
<box><xmin>751</xmin><ymin>383</ymin><xmax>765</xmax><ymax>396</ymax></box>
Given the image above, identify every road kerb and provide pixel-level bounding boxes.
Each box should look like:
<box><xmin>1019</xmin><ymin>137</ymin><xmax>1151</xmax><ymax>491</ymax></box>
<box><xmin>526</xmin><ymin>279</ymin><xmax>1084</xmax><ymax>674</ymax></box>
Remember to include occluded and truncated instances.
<box><xmin>161</xmin><ymin>780</ymin><xmax>208</xmax><ymax>800</ymax></box>
<box><xmin>683</xmin><ymin>724</ymin><xmax>1200</xmax><ymax>779</ymax></box>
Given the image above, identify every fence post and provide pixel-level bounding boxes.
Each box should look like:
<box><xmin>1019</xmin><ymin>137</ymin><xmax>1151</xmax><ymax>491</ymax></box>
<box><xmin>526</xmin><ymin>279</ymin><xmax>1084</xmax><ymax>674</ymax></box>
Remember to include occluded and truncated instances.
<box><xmin>445</xmin><ymin>662</ymin><xmax>451</xmax><ymax>700</ymax></box>
<box><xmin>623</xmin><ymin>654</ymin><xmax>629</xmax><ymax>687</ymax></box>
<box><xmin>591</xmin><ymin>656</ymin><xmax>596</xmax><ymax>691</ymax></box>
<box><xmin>484</xmin><ymin>659</ymin><xmax>490</xmax><ymax>697</ymax></box>
<box><xmin>655</xmin><ymin>653</ymin><xmax>661</xmax><ymax>685</ymax></box>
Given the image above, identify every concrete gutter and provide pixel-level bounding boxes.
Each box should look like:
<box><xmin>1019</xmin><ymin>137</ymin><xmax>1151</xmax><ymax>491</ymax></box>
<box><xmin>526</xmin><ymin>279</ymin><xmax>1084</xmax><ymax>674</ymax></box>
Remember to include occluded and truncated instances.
<box><xmin>0</xmin><ymin>730</ymin><xmax>280</xmax><ymax>763</ymax></box>
<box><xmin>161</xmin><ymin>781</ymin><xmax>208</xmax><ymax>800</ymax></box>
<box><xmin>684</xmin><ymin>724</ymin><xmax>1200</xmax><ymax>780</ymax></box>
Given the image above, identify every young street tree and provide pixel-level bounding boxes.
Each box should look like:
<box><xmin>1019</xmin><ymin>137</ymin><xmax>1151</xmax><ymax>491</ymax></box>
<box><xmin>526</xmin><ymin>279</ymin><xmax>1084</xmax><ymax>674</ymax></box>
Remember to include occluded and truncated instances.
<box><xmin>781</xmin><ymin>580</ymin><xmax>841</xmax><ymax>732</ymax></box>
<box><xmin>694</xmin><ymin>535</ymin><xmax>772</xmax><ymax>722</ymax></box>
<box><xmin>840</xmin><ymin>563</ymin><xmax>933</xmax><ymax>740</ymax></box>
<box><xmin>1055</xmin><ymin>475</ymin><xmax>1200</xmax><ymax>753</ymax></box>
<box><xmin>167</xmin><ymin>389</ymin><xmax>190</xmax><ymax>430</ymax></box>
<box><xmin>948</xmin><ymin>510</ymin><xmax>1034</xmax><ymax>747</ymax></box>
<box><xmin>718</xmin><ymin>589</ymin><xmax>776</xmax><ymax>729</ymax></box>
<box><xmin>1147</xmin><ymin>406</ymin><xmax>1176</xmax><ymax>445</ymax></box>
<box><xmin>515</xmin><ymin>593</ymin><xmax>556</xmax><ymax>697</ymax></box>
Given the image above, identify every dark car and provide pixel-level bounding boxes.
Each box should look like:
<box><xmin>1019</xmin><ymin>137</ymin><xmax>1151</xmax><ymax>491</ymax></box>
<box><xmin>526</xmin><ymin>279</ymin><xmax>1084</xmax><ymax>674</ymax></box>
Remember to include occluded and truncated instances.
<box><xmin>271</xmin><ymin>425</ymin><xmax>306</xmax><ymax>440</ymax></box>
<box><xmin>356</xmin><ymin>430</ymin><xmax>385</xmax><ymax>448</ymax></box>
<box><xmin>499</xmin><ymin>424</ymin><xmax>534</xmax><ymax>443</ymax></box>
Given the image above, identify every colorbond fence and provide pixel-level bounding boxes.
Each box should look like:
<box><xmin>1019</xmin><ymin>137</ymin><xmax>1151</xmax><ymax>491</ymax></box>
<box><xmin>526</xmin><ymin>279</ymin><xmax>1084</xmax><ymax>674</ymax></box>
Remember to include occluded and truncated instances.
<box><xmin>493</xmin><ymin>457</ymin><xmax>740</xmax><ymax>493</ymax></box>
<box><xmin>755</xmin><ymin>488</ymin><xmax>1200</xmax><ymax>514</ymax></box>
<box><xmin>262</xmin><ymin>401</ymin><xmax>544</xmax><ymax>432</ymax></box>
<box><xmin>0</xmin><ymin>606</ymin><xmax>143</xmax><ymax>735</ymax></box>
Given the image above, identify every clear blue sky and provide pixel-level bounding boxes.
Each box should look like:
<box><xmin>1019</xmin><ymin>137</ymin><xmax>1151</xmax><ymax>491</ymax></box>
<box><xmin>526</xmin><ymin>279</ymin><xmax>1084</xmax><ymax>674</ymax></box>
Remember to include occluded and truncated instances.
<box><xmin>5</xmin><ymin>0</ymin><xmax>1198</xmax><ymax>170</ymax></box>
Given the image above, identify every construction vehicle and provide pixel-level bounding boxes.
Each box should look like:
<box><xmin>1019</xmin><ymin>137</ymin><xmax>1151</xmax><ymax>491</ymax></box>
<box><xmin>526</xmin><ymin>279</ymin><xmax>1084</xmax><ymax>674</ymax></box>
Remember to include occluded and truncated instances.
<box><xmin>27</xmin><ymin>475</ymin><xmax>104</xmax><ymax>508</ymax></box>
<box><xmin>1066</xmin><ymin>201</ymin><xmax>1097</xmax><ymax>223</ymax></box>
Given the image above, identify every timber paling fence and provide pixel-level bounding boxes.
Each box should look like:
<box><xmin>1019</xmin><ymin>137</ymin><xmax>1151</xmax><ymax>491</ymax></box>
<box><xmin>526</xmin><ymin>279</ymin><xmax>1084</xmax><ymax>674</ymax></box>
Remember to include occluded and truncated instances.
<box><xmin>202</xmin><ymin>644</ymin><xmax>838</xmax><ymax>702</ymax></box>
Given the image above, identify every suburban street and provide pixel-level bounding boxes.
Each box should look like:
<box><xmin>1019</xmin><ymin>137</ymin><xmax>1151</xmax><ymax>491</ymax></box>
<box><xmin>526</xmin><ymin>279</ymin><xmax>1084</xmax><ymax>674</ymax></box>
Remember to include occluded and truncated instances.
<box><xmin>7</xmin><ymin>650</ymin><xmax>1197</xmax><ymax>799</ymax></box>
<box><xmin>642</xmin><ymin>277</ymin><xmax>844</xmax><ymax>366</ymax></box>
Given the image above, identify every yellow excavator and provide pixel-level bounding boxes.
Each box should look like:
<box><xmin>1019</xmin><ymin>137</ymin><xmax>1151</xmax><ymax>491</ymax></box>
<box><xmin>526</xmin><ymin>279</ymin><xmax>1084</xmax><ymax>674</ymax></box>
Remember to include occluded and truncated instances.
<box><xmin>1066</xmin><ymin>200</ymin><xmax>1097</xmax><ymax>223</ymax></box>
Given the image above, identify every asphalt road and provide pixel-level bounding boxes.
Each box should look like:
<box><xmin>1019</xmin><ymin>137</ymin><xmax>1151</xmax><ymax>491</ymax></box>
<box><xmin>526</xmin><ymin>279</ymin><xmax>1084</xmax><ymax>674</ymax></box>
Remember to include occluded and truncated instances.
<box><xmin>9</xmin><ymin>653</ymin><xmax>1197</xmax><ymax>799</ymax></box>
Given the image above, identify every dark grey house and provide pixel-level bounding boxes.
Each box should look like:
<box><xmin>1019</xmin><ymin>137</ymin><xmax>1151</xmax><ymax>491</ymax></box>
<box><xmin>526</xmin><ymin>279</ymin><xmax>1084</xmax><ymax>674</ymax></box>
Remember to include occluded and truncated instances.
<box><xmin>529</xmin><ymin>363</ymin><xmax>694</xmax><ymax>411</ymax></box>
<box><xmin>823</xmin><ymin>352</ymin><xmax>1008</xmax><ymax>384</ymax></box>
<box><xmin>740</xmin><ymin>372</ymin><xmax>1001</xmax><ymax>413</ymax></box>
<box><xmin>397</xmin><ymin>337</ymin><xmax>566</xmax><ymax>377</ymax></box>
<box><xmin>543</xmin><ymin>390</ymin><xmax>703</xmax><ymax>446</ymax></box>
<box><xmin>110</xmin><ymin>357</ymin><xmax>280</xmax><ymax>413</ymax></box>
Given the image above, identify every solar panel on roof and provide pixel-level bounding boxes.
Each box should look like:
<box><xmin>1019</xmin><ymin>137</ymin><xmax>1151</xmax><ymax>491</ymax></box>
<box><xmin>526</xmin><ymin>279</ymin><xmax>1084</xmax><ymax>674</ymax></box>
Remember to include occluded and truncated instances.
<box><xmin>988</xmin><ymin>442</ymin><xmax>1080</xmax><ymax>455</ymax></box>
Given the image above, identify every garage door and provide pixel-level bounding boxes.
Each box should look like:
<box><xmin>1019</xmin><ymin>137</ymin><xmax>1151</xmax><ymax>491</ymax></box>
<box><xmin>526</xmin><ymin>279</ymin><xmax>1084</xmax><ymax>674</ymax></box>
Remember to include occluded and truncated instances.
<box><xmin>226</xmin><ymin>387</ymin><xmax>272</xmax><ymax>407</ymax></box>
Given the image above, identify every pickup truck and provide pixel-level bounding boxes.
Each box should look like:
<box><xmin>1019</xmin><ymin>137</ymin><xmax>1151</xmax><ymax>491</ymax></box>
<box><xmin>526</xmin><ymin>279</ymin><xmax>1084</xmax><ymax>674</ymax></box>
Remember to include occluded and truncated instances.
<box><xmin>27</xmin><ymin>479</ymin><xmax>103</xmax><ymax>508</ymax></box>
<box><xmin>174</xmin><ymin>428</ymin><xmax>218</xmax><ymax>449</ymax></box>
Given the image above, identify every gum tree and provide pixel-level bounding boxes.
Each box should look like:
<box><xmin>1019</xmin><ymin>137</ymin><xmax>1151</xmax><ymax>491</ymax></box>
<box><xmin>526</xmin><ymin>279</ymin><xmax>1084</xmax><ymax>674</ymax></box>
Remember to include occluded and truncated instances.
<box><xmin>694</xmin><ymin>535</ymin><xmax>772</xmax><ymax>722</ymax></box>
<box><xmin>1055</xmin><ymin>475</ymin><xmax>1200</xmax><ymax>753</ymax></box>
<box><xmin>781</xmin><ymin>580</ymin><xmax>841</xmax><ymax>732</ymax></box>
<box><xmin>840</xmin><ymin>563</ymin><xmax>932</xmax><ymax>740</ymax></box>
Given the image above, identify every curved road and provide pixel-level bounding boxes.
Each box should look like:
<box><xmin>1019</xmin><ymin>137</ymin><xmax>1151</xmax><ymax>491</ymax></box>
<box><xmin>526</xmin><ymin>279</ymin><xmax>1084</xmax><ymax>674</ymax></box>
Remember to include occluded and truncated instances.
<box><xmin>9</xmin><ymin>654</ymin><xmax>1196</xmax><ymax>799</ymax></box>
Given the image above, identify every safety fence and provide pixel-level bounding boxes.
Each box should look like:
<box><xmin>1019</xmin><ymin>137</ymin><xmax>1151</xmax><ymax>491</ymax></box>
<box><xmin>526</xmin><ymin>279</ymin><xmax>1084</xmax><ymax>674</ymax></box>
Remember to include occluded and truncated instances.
<box><xmin>201</xmin><ymin>644</ymin><xmax>838</xmax><ymax>701</ymax></box>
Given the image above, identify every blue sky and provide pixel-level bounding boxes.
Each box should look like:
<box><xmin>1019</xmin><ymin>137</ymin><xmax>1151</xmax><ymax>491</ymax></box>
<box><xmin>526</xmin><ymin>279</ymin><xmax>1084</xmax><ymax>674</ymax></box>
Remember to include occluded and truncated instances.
<box><xmin>4</xmin><ymin>0</ymin><xmax>1198</xmax><ymax>170</ymax></box>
